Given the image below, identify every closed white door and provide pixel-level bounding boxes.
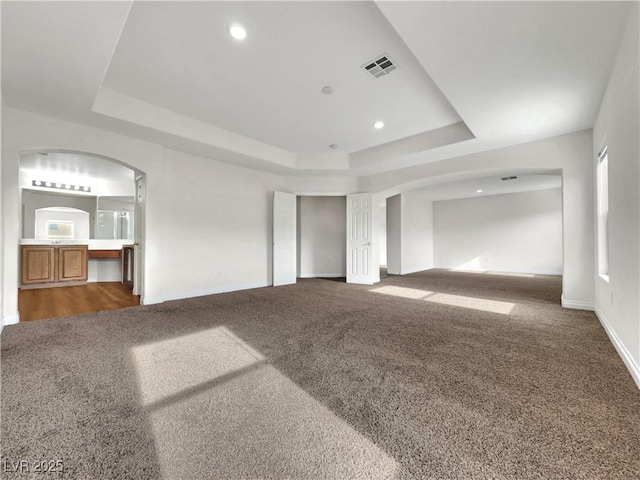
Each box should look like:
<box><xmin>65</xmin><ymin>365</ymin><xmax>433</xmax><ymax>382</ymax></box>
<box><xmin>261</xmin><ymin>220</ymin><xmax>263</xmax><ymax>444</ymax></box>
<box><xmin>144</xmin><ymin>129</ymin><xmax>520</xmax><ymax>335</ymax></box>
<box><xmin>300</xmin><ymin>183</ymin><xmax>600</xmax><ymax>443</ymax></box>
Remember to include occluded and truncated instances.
<box><xmin>273</xmin><ymin>191</ymin><xmax>297</xmax><ymax>286</ymax></box>
<box><xmin>347</xmin><ymin>193</ymin><xmax>374</xmax><ymax>284</ymax></box>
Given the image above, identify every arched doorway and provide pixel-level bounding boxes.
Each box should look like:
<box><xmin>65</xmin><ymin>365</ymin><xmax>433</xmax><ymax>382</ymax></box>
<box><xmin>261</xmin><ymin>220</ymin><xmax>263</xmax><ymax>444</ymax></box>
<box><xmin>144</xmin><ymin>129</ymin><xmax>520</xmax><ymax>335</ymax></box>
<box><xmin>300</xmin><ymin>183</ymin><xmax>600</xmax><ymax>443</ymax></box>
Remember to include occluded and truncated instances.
<box><xmin>18</xmin><ymin>150</ymin><xmax>146</xmax><ymax>321</ymax></box>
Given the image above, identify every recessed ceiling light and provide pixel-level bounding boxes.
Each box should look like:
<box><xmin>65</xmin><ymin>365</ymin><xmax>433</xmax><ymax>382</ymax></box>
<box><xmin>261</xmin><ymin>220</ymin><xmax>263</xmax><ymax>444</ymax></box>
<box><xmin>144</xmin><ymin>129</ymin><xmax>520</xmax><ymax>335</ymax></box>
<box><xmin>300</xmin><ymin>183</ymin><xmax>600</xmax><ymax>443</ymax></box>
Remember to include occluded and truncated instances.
<box><xmin>476</xmin><ymin>189</ymin><xmax>483</xmax><ymax>193</ymax></box>
<box><xmin>229</xmin><ymin>24</ymin><xmax>247</xmax><ymax>40</ymax></box>
<box><xmin>374</xmin><ymin>121</ymin><xmax>384</xmax><ymax>130</ymax></box>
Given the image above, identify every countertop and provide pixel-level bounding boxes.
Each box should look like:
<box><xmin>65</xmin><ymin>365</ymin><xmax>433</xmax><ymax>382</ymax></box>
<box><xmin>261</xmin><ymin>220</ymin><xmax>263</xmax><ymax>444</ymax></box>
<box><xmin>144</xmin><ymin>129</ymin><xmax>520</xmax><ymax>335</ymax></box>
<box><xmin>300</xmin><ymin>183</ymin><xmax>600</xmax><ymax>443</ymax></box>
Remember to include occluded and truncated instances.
<box><xmin>20</xmin><ymin>239</ymin><xmax>134</xmax><ymax>250</ymax></box>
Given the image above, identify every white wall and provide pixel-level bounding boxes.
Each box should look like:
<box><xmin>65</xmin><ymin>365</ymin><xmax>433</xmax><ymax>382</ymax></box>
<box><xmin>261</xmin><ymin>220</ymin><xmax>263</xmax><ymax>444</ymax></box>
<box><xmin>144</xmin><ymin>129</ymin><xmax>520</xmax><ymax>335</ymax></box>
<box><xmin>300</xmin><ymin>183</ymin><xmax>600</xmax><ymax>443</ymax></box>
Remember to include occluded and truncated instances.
<box><xmin>593</xmin><ymin>4</ymin><xmax>640</xmax><ymax>388</ymax></box>
<box><xmin>386</xmin><ymin>194</ymin><xmax>402</xmax><ymax>274</ymax></box>
<box><xmin>401</xmin><ymin>189</ymin><xmax>434</xmax><ymax>274</ymax></box>
<box><xmin>297</xmin><ymin>196</ymin><xmax>346</xmax><ymax>278</ymax></box>
<box><xmin>386</xmin><ymin>191</ymin><xmax>434</xmax><ymax>275</ymax></box>
<box><xmin>434</xmin><ymin>189</ymin><xmax>563</xmax><ymax>275</ymax></box>
<box><xmin>157</xmin><ymin>149</ymin><xmax>285</xmax><ymax>301</ymax></box>
<box><xmin>88</xmin><ymin>259</ymin><xmax>121</xmax><ymax>283</ymax></box>
<box><xmin>1</xmin><ymin>107</ymin><xmax>286</xmax><ymax>323</ymax></box>
<box><xmin>288</xmin><ymin>175</ymin><xmax>358</xmax><ymax>196</ymax></box>
<box><xmin>361</xmin><ymin>129</ymin><xmax>594</xmax><ymax>308</ymax></box>
<box><xmin>378</xmin><ymin>205</ymin><xmax>387</xmax><ymax>266</ymax></box>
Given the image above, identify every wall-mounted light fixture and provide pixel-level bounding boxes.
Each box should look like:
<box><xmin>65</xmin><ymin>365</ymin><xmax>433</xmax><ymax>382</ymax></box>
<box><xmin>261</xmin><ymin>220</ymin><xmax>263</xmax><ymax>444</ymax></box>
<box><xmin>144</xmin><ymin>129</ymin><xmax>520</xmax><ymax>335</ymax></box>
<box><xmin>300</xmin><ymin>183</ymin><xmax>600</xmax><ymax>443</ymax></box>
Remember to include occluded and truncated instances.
<box><xmin>32</xmin><ymin>180</ymin><xmax>91</xmax><ymax>193</ymax></box>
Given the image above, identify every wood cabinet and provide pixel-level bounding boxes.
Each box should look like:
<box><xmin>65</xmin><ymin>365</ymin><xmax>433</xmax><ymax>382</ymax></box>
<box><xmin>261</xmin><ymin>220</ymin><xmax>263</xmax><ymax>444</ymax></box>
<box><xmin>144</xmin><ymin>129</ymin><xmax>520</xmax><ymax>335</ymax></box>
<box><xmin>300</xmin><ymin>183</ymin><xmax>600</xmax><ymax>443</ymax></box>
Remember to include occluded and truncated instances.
<box><xmin>21</xmin><ymin>245</ymin><xmax>88</xmax><ymax>288</ymax></box>
<box><xmin>57</xmin><ymin>246</ymin><xmax>88</xmax><ymax>283</ymax></box>
<box><xmin>21</xmin><ymin>246</ymin><xmax>56</xmax><ymax>285</ymax></box>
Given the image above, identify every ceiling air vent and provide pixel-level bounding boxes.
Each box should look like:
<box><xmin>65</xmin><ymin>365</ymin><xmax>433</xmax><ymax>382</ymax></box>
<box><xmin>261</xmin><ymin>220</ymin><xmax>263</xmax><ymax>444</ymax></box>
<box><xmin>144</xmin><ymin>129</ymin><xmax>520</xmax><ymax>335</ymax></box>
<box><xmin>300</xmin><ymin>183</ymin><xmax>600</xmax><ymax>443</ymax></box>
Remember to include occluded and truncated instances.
<box><xmin>362</xmin><ymin>53</ymin><xmax>398</xmax><ymax>79</ymax></box>
<box><xmin>501</xmin><ymin>176</ymin><xmax>518</xmax><ymax>181</ymax></box>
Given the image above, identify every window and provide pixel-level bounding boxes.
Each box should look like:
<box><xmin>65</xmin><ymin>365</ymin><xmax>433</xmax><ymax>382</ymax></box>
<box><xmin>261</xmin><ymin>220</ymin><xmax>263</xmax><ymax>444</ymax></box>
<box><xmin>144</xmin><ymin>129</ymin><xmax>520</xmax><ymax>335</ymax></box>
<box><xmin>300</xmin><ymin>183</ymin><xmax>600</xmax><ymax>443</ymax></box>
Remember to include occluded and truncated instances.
<box><xmin>597</xmin><ymin>147</ymin><xmax>609</xmax><ymax>278</ymax></box>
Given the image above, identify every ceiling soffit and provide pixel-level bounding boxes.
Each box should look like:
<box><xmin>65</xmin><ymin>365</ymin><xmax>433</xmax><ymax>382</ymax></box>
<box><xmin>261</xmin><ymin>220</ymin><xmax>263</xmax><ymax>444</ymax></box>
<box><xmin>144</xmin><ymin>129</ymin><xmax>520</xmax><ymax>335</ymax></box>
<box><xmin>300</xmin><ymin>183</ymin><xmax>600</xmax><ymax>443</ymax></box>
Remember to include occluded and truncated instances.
<box><xmin>95</xmin><ymin>1</ymin><xmax>469</xmax><ymax>172</ymax></box>
<box><xmin>2</xmin><ymin>2</ymin><xmax>633</xmax><ymax>177</ymax></box>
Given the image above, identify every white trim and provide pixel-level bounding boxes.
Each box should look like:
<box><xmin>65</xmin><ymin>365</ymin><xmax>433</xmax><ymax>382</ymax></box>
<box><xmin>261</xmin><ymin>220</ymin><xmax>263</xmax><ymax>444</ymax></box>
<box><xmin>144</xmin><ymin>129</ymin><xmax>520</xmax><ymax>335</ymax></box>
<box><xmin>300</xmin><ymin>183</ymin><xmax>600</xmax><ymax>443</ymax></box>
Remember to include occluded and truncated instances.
<box><xmin>298</xmin><ymin>273</ymin><xmax>345</xmax><ymax>278</ymax></box>
<box><xmin>140</xmin><ymin>295</ymin><xmax>164</xmax><ymax>306</ymax></box>
<box><xmin>445</xmin><ymin>267</ymin><xmax>562</xmax><ymax>276</ymax></box>
<box><xmin>161</xmin><ymin>281</ymin><xmax>271</xmax><ymax>303</ymax></box>
<box><xmin>561</xmin><ymin>295</ymin><xmax>594</xmax><ymax>310</ymax></box>
<box><xmin>400</xmin><ymin>267</ymin><xmax>435</xmax><ymax>275</ymax></box>
<box><xmin>3</xmin><ymin>313</ymin><xmax>20</xmax><ymax>327</ymax></box>
<box><xmin>594</xmin><ymin>305</ymin><xmax>640</xmax><ymax>390</ymax></box>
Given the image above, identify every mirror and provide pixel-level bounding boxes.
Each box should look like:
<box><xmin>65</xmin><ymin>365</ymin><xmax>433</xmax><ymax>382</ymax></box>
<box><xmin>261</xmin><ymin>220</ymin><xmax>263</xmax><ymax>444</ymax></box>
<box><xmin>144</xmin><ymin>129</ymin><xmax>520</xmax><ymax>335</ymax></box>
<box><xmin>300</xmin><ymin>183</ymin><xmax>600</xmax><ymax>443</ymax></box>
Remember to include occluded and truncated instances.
<box><xmin>22</xmin><ymin>189</ymin><xmax>135</xmax><ymax>240</ymax></box>
<box><xmin>96</xmin><ymin>195</ymin><xmax>135</xmax><ymax>240</ymax></box>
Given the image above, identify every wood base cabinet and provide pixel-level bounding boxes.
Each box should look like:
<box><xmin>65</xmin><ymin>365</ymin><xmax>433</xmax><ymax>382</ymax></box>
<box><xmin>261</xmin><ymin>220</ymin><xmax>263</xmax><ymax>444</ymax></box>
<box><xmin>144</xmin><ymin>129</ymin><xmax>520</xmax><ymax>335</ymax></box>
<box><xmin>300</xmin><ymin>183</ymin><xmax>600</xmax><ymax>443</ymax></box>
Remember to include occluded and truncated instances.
<box><xmin>21</xmin><ymin>245</ymin><xmax>88</xmax><ymax>288</ymax></box>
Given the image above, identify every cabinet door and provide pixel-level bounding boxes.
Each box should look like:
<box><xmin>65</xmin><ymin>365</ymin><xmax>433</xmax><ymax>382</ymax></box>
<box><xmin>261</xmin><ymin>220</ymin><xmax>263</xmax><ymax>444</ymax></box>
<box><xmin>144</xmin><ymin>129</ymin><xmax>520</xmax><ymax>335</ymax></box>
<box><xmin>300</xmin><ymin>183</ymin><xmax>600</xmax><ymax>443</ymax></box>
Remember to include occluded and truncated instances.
<box><xmin>57</xmin><ymin>246</ymin><xmax>88</xmax><ymax>282</ymax></box>
<box><xmin>21</xmin><ymin>246</ymin><xmax>56</xmax><ymax>284</ymax></box>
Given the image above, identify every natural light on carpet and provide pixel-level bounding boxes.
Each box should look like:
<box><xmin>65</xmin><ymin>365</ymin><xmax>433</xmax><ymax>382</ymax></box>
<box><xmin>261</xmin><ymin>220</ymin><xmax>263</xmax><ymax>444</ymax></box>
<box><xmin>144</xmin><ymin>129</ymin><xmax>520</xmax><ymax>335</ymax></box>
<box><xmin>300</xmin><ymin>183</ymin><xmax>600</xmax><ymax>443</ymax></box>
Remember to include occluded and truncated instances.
<box><xmin>448</xmin><ymin>269</ymin><xmax>535</xmax><ymax>278</ymax></box>
<box><xmin>131</xmin><ymin>327</ymin><xmax>265</xmax><ymax>407</ymax></box>
<box><xmin>371</xmin><ymin>286</ymin><xmax>515</xmax><ymax>314</ymax></box>
<box><xmin>130</xmin><ymin>326</ymin><xmax>397</xmax><ymax>478</ymax></box>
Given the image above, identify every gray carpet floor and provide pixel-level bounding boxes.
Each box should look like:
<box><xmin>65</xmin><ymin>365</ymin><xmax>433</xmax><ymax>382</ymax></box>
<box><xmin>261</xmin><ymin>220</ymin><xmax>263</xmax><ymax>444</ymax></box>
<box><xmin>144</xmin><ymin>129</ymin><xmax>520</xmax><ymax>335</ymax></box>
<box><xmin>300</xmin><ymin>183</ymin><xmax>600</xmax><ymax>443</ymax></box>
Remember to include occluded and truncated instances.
<box><xmin>2</xmin><ymin>269</ymin><xmax>639</xmax><ymax>479</ymax></box>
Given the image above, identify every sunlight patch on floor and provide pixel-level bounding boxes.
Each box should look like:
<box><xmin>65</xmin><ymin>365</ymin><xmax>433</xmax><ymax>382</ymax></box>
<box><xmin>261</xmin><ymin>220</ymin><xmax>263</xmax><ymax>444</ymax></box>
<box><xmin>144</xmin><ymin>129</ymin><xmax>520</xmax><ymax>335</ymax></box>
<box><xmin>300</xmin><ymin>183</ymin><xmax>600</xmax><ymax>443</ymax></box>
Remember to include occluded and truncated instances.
<box><xmin>448</xmin><ymin>269</ymin><xmax>536</xmax><ymax>278</ymax></box>
<box><xmin>369</xmin><ymin>285</ymin><xmax>434</xmax><ymax>299</ymax></box>
<box><xmin>131</xmin><ymin>327</ymin><xmax>264</xmax><ymax>407</ymax></box>
<box><xmin>130</xmin><ymin>326</ymin><xmax>398</xmax><ymax>479</ymax></box>
<box><xmin>426</xmin><ymin>292</ymin><xmax>515</xmax><ymax>314</ymax></box>
<box><xmin>371</xmin><ymin>285</ymin><xmax>515</xmax><ymax>315</ymax></box>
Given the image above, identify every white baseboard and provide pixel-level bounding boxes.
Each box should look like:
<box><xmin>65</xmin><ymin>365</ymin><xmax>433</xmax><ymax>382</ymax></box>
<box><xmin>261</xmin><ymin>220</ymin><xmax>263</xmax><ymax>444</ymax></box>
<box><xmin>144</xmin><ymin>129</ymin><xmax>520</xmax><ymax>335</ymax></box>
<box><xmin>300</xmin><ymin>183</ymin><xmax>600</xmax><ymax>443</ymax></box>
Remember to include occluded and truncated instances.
<box><xmin>594</xmin><ymin>305</ymin><xmax>640</xmax><ymax>390</ymax></box>
<box><xmin>400</xmin><ymin>267</ymin><xmax>435</xmax><ymax>275</ymax></box>
<box><xmin>561</xmin><ymin>295</ymin><xmax>594</xmax><ymax>311</ymax></box>
<box><xmin>2</xmin><ymin>313</ymin><xmax>20</xmax><ymax>333</ymax></box>
<box><xmin>444</xmin><ymin>267</ymin><xmax>562</xmax><ymax>276</ymax></box>
<box><xmin>161</xmin><ymin>281</ymin><xmax>270</xmax><ymax>303</ymax></box>
<box><xmin>298</xmin><ymin>273</ymin><xmax>345</xmax><ymax>278</ymax></box>
<box><xmin>140</xmin><ymin>295</ymin><xmax>164</xmax><ymax>306</ymax></box>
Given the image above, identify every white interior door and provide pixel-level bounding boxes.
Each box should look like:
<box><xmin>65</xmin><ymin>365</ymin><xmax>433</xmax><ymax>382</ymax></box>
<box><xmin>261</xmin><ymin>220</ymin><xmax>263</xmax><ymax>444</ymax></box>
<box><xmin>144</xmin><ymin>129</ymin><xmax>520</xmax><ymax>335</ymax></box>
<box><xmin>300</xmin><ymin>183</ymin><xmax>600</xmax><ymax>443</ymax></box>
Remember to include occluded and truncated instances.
<box><xmin>273</xmin><ymin>191</ymin><xmax>297</xmax><ymax>286</ymax></box>
<box><xmin>347</xmin><ymin>193</ymin><xmax>374</xmax><ymax>284</ymax></box>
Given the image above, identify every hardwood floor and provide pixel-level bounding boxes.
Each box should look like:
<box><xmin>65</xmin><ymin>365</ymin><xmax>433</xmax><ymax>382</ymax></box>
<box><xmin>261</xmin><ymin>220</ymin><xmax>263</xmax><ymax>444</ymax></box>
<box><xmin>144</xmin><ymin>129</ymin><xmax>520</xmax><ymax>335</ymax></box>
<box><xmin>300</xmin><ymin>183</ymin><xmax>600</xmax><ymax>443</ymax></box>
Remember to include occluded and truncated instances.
<box><xmin>18</xmin><ymin>282</ymin><xmax>140</xmax><ymax>322</ymax></box>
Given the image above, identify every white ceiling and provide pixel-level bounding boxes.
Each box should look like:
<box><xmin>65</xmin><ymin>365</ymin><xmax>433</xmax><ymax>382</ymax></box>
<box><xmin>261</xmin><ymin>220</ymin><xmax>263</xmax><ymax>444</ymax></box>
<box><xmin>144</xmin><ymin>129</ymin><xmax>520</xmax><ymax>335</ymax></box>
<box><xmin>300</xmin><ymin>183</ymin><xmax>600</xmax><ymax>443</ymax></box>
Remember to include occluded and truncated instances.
<box><xmin>104</xmin><ymin>1</ymin><xmax>460</xmax><ymax>155</ymax></box>
<box><xmin>1</xmin><ymin>1</ymin><xmax>632</xmax><ymax>184</ymax></box>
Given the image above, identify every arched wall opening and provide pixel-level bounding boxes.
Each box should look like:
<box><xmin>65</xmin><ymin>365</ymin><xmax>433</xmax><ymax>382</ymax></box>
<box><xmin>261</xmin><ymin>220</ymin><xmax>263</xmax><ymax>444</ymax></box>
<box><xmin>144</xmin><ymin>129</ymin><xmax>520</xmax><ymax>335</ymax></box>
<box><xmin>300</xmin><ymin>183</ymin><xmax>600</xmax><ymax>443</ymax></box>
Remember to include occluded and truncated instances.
<box><xmin>356</xmin><ymin>127</ymin><xmax>595</xmax><ymax>308</ymax></box>
<box><xmin>15</xmin><ymin>149</ymin><xmax>147</xmax><ymax>321</ymax></box>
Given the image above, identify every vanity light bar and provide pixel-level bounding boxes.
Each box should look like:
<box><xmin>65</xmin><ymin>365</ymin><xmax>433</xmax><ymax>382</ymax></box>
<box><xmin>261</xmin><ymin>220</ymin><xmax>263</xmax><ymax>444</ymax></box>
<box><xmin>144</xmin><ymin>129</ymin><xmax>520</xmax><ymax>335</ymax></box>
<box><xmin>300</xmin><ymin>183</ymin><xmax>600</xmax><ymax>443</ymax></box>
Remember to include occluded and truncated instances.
<box><xmin>32</xmin><ymin>180</ymin><xmax>91</xmax><ymax>193</ymax></box>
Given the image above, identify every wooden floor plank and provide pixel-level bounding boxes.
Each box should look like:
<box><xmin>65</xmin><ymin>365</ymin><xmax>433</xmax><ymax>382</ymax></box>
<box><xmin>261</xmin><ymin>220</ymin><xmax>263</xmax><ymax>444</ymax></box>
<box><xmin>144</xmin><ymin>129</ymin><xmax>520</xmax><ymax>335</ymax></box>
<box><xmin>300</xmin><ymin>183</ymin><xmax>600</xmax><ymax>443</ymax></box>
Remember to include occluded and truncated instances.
<box><xmin>18</xmin><ymin>282</ymin><xmax>140</xmax><ymax>322</ymax></box>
